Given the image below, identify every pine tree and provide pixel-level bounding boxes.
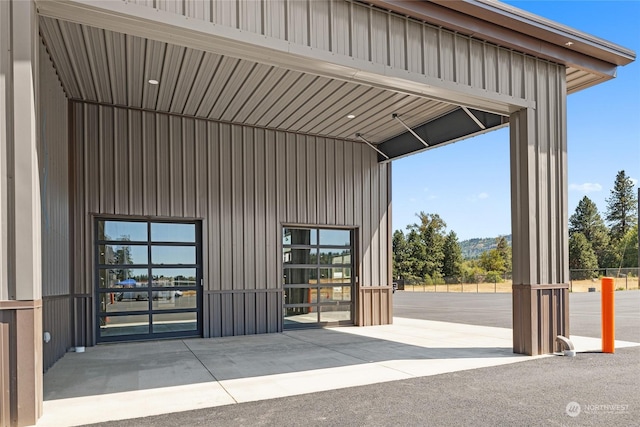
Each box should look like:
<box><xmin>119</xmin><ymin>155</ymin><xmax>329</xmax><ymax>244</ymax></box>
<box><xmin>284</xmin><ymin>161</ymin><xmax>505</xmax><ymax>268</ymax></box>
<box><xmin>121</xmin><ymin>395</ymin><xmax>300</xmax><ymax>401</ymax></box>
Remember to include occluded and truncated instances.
<box><xmin>407</xmin><ymin>212</ymin><xmax>446</xmax><ymax>280</ymax></box>
<box><xmin>605</xmin><ymin>170</ymin><xmax>638</xmax><ymax>242</ymax></box>
<box><xmin>442</xmin><ymin>231</ymin><xmax>463</xmax><ymax>278</ymax></box>
<box><xmin>495</xmin><ymin>236</ymin><xmax>512</xmax><ymax>274</ymax></box>
<box><xmin>569</xmin><ymin>196</ymin><xmax>610</xmax><ymax>267</ymax></box>
<box><xmin>568</xmin><ymin>232</ymin><xmax>598</xmax><ymax>279</ymax></box>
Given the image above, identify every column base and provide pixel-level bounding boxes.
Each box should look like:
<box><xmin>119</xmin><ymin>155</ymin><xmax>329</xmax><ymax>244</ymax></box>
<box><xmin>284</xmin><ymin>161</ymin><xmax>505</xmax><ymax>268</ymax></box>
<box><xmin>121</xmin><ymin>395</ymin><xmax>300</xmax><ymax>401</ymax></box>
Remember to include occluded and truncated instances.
<box><xmin>513</xmin><ymin>284</ymin><xmax>569</xmax><ymax>355</ymax></box>
<box><xmin>0</xmin><ymin>300</ymin><xmax>43</xmax><ymax>427</ymax></box>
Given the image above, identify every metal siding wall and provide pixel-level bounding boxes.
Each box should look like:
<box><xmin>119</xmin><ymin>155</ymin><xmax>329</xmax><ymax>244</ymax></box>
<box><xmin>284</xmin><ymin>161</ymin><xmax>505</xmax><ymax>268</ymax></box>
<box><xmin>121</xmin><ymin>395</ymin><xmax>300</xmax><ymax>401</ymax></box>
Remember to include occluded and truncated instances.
<box><xmin>511</xmin><ymin>60</ymin><xmax>567</xmax><ymax>286</ymax></box>
<box><xmin>39</xmin><ymin>38</ymin><xmax>73</xmax><ymax>370</ymax></box>
<box><xmin>39</xmin><ymin>40</ymin><xmax>70</xmax><ymax>298</ymax></box>
<box><xmin>73</xmin><ymin>104</ymin><xmax>391</xmax><ymax>335</ymax></box>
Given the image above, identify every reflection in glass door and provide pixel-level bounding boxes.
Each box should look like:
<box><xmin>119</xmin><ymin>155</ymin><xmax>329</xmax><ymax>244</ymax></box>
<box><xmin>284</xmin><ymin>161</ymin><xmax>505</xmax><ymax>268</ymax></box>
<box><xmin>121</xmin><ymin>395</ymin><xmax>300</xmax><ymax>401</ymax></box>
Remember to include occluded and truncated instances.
<box><xmin>95</xmin><ymin>219</ymin><xmax>202</xmax><ymax>342</ymax></box>
<box><xmin>283</xmin><ymin>227</ymin><xmax>355</xmax><ymax>328</ymax></box>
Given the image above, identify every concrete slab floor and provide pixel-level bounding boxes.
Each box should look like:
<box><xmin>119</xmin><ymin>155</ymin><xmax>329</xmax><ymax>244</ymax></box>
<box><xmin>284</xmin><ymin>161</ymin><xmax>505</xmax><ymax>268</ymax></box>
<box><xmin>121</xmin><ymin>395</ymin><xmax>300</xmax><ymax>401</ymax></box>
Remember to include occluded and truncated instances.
<box><xmin>35</xmin><ymin>318</ymin><xmax>640</xmax><ymax>427</ymax></box>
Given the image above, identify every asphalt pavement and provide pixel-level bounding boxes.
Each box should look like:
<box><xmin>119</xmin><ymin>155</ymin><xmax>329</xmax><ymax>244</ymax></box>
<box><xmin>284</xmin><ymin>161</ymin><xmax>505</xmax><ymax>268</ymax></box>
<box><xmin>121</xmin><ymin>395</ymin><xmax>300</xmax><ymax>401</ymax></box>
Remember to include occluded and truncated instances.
<box><xmin>83</xmin><ymin>291</ymin><xmax>640</xmax><ymax>427</ymax></box>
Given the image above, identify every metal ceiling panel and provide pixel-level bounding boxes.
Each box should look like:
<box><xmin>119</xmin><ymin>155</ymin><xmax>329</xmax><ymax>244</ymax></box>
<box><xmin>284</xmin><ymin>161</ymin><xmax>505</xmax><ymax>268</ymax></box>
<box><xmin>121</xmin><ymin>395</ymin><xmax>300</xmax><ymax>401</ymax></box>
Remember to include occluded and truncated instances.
<box><xmin>38</xmin><ymin>15</ymin><xmax>503</xmax><ymax>150</ymax></box>
<box><xmin>105</xmin><ymin>31</ymin><xmax>127</xmax><ymax>104</ymax></box>
<box><xmin>58</xmin><ymin>20</ymin><xmax>97</xmax><ymax>101</ymax></box>
<box><xmin>141</xmin><ymin>39</ymin><xmax>165</xmax><ymax>109</ymax></box>
<box><xmin>182</xmin><ymin>52</ymin><xmax>223</xmax><ymax>116</ymax></box>
<box><xmin>170</xmin><ymin>49</ymin><xmax>205</xmax><ymax>113</ymax></box>
<box><xmin>230</xmin><ymin>66</ymin><xmax>289</xmax><ymax>124</ymax></box>
<box><xmin>126</xmin><ymin>36</ymin><xmax>146</xmax><ymax>107</ymax></box>
<box><xmin>195</xmin><ymin>56</ymin><xmax>240</xmax><ymax>117</ymax></box>
<box><xmin>83</xmin><ymin>25</ymin><xmax>112</xmax><ymax>104</ymax></box>
<box><xmin>156</xmin><ymin>44</ymin><xmax>187</xmax><ymax>111</ymax></box>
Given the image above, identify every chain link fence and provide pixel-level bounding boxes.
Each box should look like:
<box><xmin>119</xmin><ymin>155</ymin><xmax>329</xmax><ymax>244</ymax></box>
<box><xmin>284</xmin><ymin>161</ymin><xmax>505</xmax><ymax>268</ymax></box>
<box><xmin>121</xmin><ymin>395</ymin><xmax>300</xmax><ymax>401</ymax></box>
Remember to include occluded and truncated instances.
<box><xmin>395</xmin><ymin>268</ymin><xmax>639</xmax><ymax>293</ymax></box>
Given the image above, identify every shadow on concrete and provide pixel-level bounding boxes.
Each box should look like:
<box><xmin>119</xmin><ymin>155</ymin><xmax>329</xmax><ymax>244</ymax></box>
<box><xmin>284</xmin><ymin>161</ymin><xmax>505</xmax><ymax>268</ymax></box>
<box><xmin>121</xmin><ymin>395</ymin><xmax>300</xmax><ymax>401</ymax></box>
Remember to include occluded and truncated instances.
<box><xmin>43</xmin><ymin>324</ymin><xmax>520</xmax><ymax>400</ymax></box>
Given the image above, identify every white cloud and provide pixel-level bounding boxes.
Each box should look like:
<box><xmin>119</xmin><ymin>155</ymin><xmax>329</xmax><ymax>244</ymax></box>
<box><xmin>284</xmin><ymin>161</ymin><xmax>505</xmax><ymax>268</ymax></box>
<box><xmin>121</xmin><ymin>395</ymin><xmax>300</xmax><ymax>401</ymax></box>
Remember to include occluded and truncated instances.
<box><xmin>569</xmin><ymin>182</ymin><xmax>602</xmax><ymax>193</ymax></box>
<box><xmin>467</xmin><ymin>192</ymin><xmax>489</xmax><ymax>202</ymax></box>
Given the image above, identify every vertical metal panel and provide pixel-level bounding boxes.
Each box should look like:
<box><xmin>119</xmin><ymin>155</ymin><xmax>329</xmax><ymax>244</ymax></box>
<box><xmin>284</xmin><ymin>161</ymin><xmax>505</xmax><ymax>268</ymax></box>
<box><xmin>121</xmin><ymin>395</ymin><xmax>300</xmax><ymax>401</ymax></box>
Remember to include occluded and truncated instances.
<box><xmin>306</xmin><ymin>137</ymin><xmax>317</xmax><ymax>224</ymax></box>
<box><xmin>511</xmin><ymin>52</ymin><xmax>524</xmax><ymax>99</ymax></box>
<box><xmin>142</xmin><ymin>111</ymin><xmax>157</xmax><ymax>216</ymax></box>
<box><xmin>182</xmin><ymin>119</ymin><xmax>196</xmax><ymax>218</ymax></box>
<box><xmin>265</xmin><ymin>130</ymin><xmax>278</xmax><ymax>290</ymax></box>
<box><xmin>288</xmin><ymin>0</ymin><xmax>309</xmax><ymax>46</ymax></box>
<box><xmin>219</xmin><ymin>123</ymin><xmax>232</xmax><ymax>290</ymax></box>
<box><xmin>212</xmin><ymin>0</ymin><xmax>237</xmax><ymax>28</ymax></box>
<box><xmin>498</xmin><ymin>49</ymin><xmax>511</xmax><ymax>96</ymax></box>
<box><xmin>334</xmin><ymin>140</ymin><xmax>345</xmax><ymax>224</ymax></box>
<box><xmin>155</xmin><ymin>114</ymin><xmax>171</xmax><ymax>216</ymax></box>
<box><xmin>39</xmin><ymin>40</ymin><xmax>70</xmax><ymax>297</ymax></box>
<box><xmin>484</xmin><ymin>44</ymin><xmax>499</xmax><ymax>93</ymax></box>
<box><xmin>469</xmin><ymin>39</ymin><xmax>484</xmax><ymax>89</ymax></box>
<box><xmin>343</xmin><ymin>140</ymin><xmax>354</xmax><ymax>225</ymax></box>
<box><xmin>42</xmin><ymin>296</ymin><xmax>71</xmax><ymax>371</ymax></box>
<box><xmin>455</xmin><ymin>37</ymin><xmax>470</xmax><ymax>86</ymax></box>
<box><xmin>370</xmin><ymin>152</ymin><xmax>380</xmax><ymax>286</ymax></box>
<box><xmin>185</xmin><ymin>0</ymin><xmax>211</xmax><ymax>21</ymax></box>
<box><xmin>315</xmin><ymin>139</ymin><xmax>327</xmax><ymax>224</ymax></box>
<box><xmin>114</xmin><ymin>108</ymin><xmax>128</xmax><ymax>213</ymax></box>
<box><xmin>351</xmin><ymin>4</ymin><xmax>368</xmax><ymax>60</ymax></box>
<box><xmin>331</xmin><ymin>0</ymin><xmax>350</xmax><ymax>56</ymax></box>
<box><xmin>309</xmin><ymin>0</ymin><xmax>330</xmax><ymax>51</ymax></box>
<box><xmin>243</xmin><ymin>129</ymin><xmax>255</xmax><ymax>290</ymax></box>
<box><xmin>207</xmin><ymin>122</ymin><xmax>221</xmax><ymax>291</ymax></box>
<box><xmin>370</xmin><ymin>10</ymin><xmax>387</xmax><ymax>65</ymax></box>
<box><xmin>99</xmin><ymin>106</ymin><xmax>115</xmax><ymax>214</ymax></box>
<box><xmin>296</xmin><ymin>134</ymin><xmax>307</xmax><ymax>223</ymax></box>
<box><xmin>325</xmin><ymin>139</ymin><xmax>336</xmax><ymax>224</ymax></box>
<box><xmin>439</xmin><ymin>30</ymin><xmax>455</xmax><ymax>82</ymax></box>
<box><xmin>406</xmin><ymin>20</ymin><xmax>423</xmax><ymax>74</ymax></box>
<box><xmin>128</xmin><ymin>110</ymin><xmax>144</xmax><ymax>215</ymax></box>
<box><xmin>264</xmin><ymin>0</ymin><xmax>286</xmax><ymax>40</ymax></box>
<box><xmin>388</xmin><ymin>15</ymin><xmax>406</xmax><ymax>70</ymax></box>
<box><xmin>239</xmin><ymin>0</ymin><xmax>262</xmax><ymax>34</ymax></box>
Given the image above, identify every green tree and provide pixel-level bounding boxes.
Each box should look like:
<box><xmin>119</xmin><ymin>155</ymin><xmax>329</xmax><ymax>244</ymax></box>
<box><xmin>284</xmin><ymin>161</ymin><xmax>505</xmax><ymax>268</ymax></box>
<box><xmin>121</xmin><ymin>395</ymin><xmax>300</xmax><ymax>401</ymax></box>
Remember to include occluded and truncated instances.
<box><xmin>392</xmin><ymin>230</ymin><xmax>411</xmax><ymax>280</ymax></box>
<box><xmin>495</xmin><ymin>236</ymin><xmax>512</xmax><ymax>274</ymax></box>
<box><xmin>568</xmin><ymin>232</ymin><xmax>598</xmax><ymax>279</ymax></box>
<box><xmin>607</xmin><ymin>225</ymin><xmax>639</xmax><ymax>270</ymax></box>
<box><xmin>478</xmin><ymin>249</ymin><xmax>505</xmax><ymax>273</ymax></box>
<box><xmin>605</xmin><ymin>170</ymin><xmax>638</xmax><ymax>242</ymax></box>
<box><xmin>442</xmin><ymin>231</ymin><xmax>463</xmax><ymax>278</ymax></box>
<box><xmin>407</xmin><ymin>212</ymin><xmax>447</xmax><ymax>279</ymax></box>
<box><xmin>569</xmin><ymin>196</ymin><xmax>610</xmax><ymax>267</ymax></box>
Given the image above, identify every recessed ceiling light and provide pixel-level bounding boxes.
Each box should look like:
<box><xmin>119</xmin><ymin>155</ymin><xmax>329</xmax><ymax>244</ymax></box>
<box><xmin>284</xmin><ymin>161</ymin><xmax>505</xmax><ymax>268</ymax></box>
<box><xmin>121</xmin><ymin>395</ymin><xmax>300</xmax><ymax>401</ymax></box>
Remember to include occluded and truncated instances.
<box><xmin>347</xmin><ymin>114</ymin><xmax>356</xmax><ymax>119</ymax></box>
<box><xmin>148</xmin><ymin>79</ymin><xmax>159</xmax><ymax>85</ymax></box>
<box><xmin>565</xmin><ymin>41</ymin><xmax>574</xmax><ymax>47</ymax></box>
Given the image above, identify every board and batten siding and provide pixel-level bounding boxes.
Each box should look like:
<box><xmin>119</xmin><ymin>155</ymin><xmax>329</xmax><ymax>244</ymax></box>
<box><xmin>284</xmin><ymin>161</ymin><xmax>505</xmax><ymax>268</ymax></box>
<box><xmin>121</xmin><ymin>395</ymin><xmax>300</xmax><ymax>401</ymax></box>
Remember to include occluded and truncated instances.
<box><xmin>124</xmin><ymin>0</ymin><xmax>532</xmax><ymax>102</ymax></box>
<box><xmin>71</xmin><ymin>101</ymin><xmax>392</xmax><ymax>341</ymax></box>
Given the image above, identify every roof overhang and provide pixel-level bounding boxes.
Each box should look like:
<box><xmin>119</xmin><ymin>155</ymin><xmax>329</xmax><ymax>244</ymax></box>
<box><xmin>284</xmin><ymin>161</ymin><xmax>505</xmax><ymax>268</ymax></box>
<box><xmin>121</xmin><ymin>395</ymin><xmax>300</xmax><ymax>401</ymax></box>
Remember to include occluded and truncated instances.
<box><xmin>35</xmin><ymin>0</ymin><xmax>635</xmax><ymax>162</ymax></box>
<box><xmin>368</xmin><ymin>0</ymin><xmax>636</xmax><ymax>93</ymax></box>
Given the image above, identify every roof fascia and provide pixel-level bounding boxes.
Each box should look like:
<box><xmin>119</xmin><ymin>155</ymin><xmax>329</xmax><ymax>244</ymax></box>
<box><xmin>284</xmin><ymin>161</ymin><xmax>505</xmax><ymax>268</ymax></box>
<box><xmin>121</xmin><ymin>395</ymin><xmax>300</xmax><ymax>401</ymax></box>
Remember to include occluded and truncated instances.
<box><xmin>366</xmin><ymin>0</ymin><xmax>634</xmax><ymax>78</ymax></box>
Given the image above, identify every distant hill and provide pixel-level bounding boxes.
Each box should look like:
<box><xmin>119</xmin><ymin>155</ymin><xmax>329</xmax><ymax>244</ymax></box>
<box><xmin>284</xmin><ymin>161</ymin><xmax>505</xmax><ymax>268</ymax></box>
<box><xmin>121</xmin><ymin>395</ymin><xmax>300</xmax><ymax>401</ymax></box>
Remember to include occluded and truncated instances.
<box><xmin>459</xmin><ymin>235</ymin><xmax>512</xmax><ymax>259</ymax></box>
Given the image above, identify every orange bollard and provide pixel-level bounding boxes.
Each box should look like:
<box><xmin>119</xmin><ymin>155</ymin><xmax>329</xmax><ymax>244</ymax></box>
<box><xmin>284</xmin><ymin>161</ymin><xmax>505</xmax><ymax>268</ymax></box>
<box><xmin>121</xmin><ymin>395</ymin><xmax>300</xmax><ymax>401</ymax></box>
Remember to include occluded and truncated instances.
<box><xmin>601</xmin><ymin>277</ymin><xmax>615</xmax><ymax>353</ymax></box>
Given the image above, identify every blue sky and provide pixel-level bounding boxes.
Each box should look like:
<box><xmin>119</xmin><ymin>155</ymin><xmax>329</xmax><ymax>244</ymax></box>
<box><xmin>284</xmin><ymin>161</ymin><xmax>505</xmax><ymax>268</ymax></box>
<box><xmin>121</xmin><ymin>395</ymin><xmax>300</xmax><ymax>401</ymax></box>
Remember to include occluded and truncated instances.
<box><xmin>392</xmin><ymin>0</ymin><xmax>640</xmax><ymax>241</ymax></box>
